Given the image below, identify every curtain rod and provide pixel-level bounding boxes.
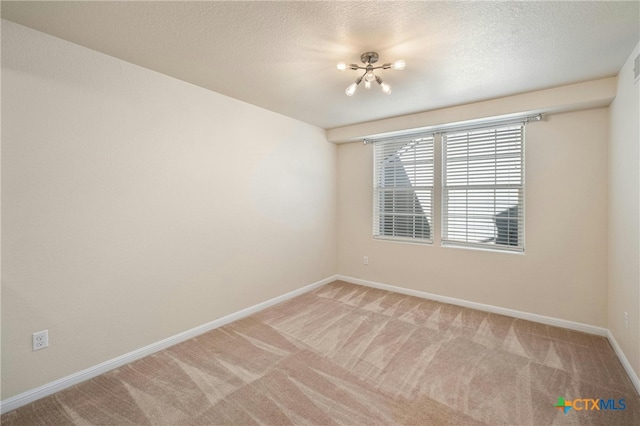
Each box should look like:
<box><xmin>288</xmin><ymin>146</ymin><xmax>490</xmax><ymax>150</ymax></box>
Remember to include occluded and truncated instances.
<box><xmin>363</xmin><ymin>113</ymin><xmax>543</xmax><ymax>145</ymax></box>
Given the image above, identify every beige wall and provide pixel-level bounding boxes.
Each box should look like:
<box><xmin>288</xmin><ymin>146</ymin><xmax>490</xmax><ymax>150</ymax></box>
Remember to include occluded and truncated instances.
<box><xmin>1</xmin><ymin>17</ymin><xmax>635</xmax><ymax>404</ymax></box>
<box><xmin>327</xmin><ymin>78</ymin><xmax>616</xmax><ymax>143</ymax></box>
<box><xmin>1</xmin><ymin>21</ymin><xmax>337</xmax><ymax>399</ymax></box>
<box><xmin>338</xmin><ymin>107</ymin><xmax>609</xmax><ymax>327</ymax></box>
<box><xmin>609</xmin><ymin>42</ymin><xmax>640</xmax><ymax>379</ymax></box>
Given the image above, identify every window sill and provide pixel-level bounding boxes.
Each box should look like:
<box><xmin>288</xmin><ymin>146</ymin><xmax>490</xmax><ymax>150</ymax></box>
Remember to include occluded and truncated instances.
<box><xmin>373</xmin><ymin>236</ymin><xmax>433</xmax><ymax>246</ymax></box>
<box><xmin>441</xmin><ymin>242</ymin><xmax>525</xmax><ymax>255</ymax></box>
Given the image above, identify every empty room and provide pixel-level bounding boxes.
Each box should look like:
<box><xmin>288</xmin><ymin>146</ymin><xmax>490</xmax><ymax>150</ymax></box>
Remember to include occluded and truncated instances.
<box><xmin>1</xmin><ymin>1</ymin><xmax>639</xmax><ymax>425</ymax></box>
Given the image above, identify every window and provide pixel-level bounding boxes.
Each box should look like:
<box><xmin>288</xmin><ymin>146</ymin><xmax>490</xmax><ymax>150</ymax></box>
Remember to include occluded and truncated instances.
<box><xmin>442</xmin><ymin>125</ymin><xmax>524</xmax><ymax>252</ymax></box>
<box><xmin>373</xmin><ymin>134</ymin><xmax>434</xmax><ymax>243</ymax></box>
<box><xmin>370</xmin><ymin>117</ymin><xmax>531</xmax><ymax>251</ymax></box>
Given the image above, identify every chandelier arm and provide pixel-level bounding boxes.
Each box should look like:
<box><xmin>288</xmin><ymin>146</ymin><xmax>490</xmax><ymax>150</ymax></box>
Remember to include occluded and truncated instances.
<box><xmin>371</xmin><ymin>64</ymin><xmax>393</xmax><ymax>70</ymax></box>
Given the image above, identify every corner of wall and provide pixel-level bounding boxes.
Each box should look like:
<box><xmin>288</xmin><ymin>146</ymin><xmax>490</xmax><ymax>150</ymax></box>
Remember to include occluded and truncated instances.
<box><xmin>608</xmin><ymin>40</ymin><xmax>640</xmax><ymax>384</ymax></box>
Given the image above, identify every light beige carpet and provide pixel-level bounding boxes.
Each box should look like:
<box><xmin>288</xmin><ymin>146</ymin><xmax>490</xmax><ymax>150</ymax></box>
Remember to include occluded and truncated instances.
<box><xmin>2</xmin><ymin>280</ymin><xmax>638</xmax><ymax>425</ymax></box>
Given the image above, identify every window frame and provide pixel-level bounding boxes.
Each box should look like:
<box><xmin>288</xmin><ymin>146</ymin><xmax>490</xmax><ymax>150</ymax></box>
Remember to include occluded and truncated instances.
<box><xmin>368</xmin><ymin>115</ymin><xmax>536</xmax><ymax>252</ymax></box>
<box><xmin>371</xmin><ymin>133</ymin><xmax>435</xmax><ymax>245</ymax></box>
<box><xmin>441</xmin><ymin>124</ymin><xmax>525</xmax><ymax>253</ymax></box>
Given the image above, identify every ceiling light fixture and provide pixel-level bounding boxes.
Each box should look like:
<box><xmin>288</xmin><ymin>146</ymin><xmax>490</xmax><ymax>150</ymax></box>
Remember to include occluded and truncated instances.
<box><xmin>337</xmin><ymin>52</ymin><xmax>405</xmax><ymax>96</ymax></box>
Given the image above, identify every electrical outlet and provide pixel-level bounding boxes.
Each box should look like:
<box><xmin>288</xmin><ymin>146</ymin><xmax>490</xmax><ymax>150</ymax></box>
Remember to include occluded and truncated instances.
<box><xmin>32</xmin><ymin>330</ymin><xmax>49</xmax><ymax>351</ymax></box>
<box><xmin>624</xmin><ymin>312</ymin><xmax>629</xmax><ymax>329</ymax></box>
<box><xmin>363</xmin><ymin>256</ymin><xmax>369</xmax><ymax>265</ymax></box>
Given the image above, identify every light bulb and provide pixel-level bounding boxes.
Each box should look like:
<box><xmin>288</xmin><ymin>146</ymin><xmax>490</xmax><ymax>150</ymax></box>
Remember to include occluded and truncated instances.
<box><xmin>380</xmin><ymin>82</ymin><xmax>392</xmax><ymax>94</ymax></box>
<box><xmin>391</xmin><ymin>60</ymin><xmax>405</xmax><ymax>70</ymax></box>
<box><xmin>365</xmin><ymin>71</ymin><xmax>376</xmax><ymax>82</ymax></box>
<box><xmin>336</xmin><ymin>62</ymin><xmax>347</xmax><ymax>71</ymax></box>
<box><xmin>345</xmin><ymin>82</ymin><xmax>358</xmax><ymax>96</ymax></box>
<box><xmin>365</xmin><ymin>80</ymin><xmax>371</xmax><ymax>89</ymax></box>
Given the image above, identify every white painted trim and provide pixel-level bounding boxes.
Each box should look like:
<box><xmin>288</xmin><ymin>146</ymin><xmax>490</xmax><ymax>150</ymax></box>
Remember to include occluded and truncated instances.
<box><xmin>0</xmin><ymin>275</ymin><xmax>337</xmax><ymax>415</ymax></box>
<box><xmin>335</xmin><ymin>275</ymin><xmax>640</xmax><ymax>395</ymax></box>
<box><xmin>336</xmin><ymin>275</ymin><xmax>608</xmax><ymax>336</ymax></box>
<box><xmin>607</xmin><ymin>330</ymin><xmax>640</xmax><ymax>396</ymax></box>
<box><xmin>5</xmin><ymin>274</ymin><xmax>637</xmax><ymax>414</ymax></box>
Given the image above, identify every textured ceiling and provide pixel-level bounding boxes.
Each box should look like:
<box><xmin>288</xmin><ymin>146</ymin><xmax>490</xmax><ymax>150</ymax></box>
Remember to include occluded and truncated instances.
<box><xmin>2</xmin><ymin>1</ymin><xmax>639</xmax><ymax>129</ymax></box>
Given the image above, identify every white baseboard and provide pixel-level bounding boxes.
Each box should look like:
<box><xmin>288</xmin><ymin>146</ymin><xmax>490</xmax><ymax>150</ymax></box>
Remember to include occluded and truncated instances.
<box><xmin>336</xmin><ymin>275</ymin><xmax>608</xmax><ymax>336</ymax></box>
<box><xmin>4</xmin><ymin>274</ymin><xmax>637</xmax><ymax>414</ymax></box>
<box><xmin>607</xmin><ymin>330</ymin><xmax>640</xmax><ymax>395</ymax></box>
<box><xmin>336</xmin><ymin>275</ymin><xmax>640</xmax><ymax>396</ymax></box>
<box><xmin>0</xmin><ymin>275</ymin><xmax>337</xmax><ymax>415</ymax></box>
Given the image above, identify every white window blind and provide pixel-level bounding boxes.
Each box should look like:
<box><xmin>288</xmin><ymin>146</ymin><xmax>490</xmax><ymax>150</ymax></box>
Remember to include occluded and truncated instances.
<box><xmin>373</xmin><ymin>134</ymin><xmax>434</xmax><ymax>243</ymax></box>
<box><xmin>442</xmin><ymin>125</ymin><xmax>524</xmax><ymax>251</ymax></box>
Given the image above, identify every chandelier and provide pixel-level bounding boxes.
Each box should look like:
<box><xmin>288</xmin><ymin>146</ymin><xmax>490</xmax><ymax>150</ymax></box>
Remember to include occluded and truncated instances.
<box><xmin>337</xmin><ymin>51</ymin><xmax>405</xmax><ymax>96</ymax></box>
